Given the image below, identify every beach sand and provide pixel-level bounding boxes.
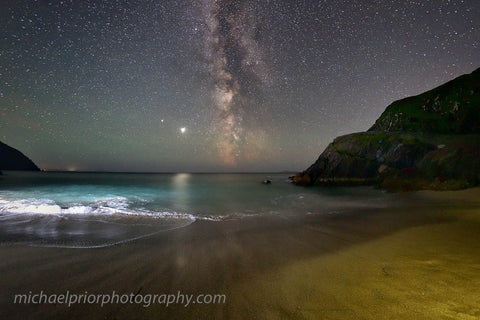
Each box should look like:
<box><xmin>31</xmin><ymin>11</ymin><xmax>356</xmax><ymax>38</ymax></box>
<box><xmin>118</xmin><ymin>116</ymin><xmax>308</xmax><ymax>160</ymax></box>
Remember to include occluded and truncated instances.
<box><xmin>0</xmin><ymin>188</ymin><xmax>479</xmax><ymax>319</ymax></box>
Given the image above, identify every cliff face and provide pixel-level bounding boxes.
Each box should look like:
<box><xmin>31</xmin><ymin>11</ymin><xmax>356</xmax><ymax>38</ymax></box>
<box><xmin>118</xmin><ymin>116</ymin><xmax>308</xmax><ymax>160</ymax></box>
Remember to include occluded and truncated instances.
<box><xmin>294</xmin><ymin>68</ymin><xmax>480</xmax><ymax>190</ymax></box>
<box><xmin>0</xmin><ymin>141</ymin><xmax>40</xmax><ymax>171</ymax></box>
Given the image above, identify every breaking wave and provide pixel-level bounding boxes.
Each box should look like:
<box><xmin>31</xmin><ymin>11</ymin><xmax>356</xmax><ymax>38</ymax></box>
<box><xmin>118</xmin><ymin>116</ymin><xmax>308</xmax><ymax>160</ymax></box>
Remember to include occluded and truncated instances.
<box><xmin>0</xmin><ymin>196</ymin><xmax>195</xmax><ymax>220</ymax></box>
<box><xmin>0</xmin><ymin>196</ymin><xmax>196</xmax><ymax>248</ymax></box>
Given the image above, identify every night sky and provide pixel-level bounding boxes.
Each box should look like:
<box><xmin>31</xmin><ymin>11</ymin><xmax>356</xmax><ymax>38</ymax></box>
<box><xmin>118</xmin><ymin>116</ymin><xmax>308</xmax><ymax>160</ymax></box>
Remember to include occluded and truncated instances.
<box><xmin>1</xmin><ymin>0</ymin><xmax>478</xmax><ymax>172</ymax></box>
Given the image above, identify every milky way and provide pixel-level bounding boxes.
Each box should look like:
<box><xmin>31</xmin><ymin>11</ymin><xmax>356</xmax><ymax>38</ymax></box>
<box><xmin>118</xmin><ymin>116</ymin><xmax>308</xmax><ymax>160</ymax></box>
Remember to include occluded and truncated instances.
<box><xmin>0</xmin><ymin>0</ymin><xmax>478</xmax><ymax>171</ymax></box>
<box><xmin>198</xmin><ymin>0</ymin><xmax>269</xmax><ymax>165</ymax></box>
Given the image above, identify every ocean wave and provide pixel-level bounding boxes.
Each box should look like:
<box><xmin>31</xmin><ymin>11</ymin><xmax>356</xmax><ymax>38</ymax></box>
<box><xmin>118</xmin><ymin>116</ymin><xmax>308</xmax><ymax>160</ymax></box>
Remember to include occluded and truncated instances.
<box><xmin>0</xmin><ymin>196</ymin><xmax>198</xmax><ymax>248</ymax></box>
<box><xmin>0</xmin><ymin>197</ymin><xmax>195</xmax><ymax>221</ymax></box>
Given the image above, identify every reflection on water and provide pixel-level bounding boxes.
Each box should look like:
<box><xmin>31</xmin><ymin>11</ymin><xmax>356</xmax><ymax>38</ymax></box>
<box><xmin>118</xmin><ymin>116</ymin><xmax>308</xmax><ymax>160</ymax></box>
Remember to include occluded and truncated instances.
<box><xmin>171</xmin><ymin>173</ymin><xmax>191</xmax><ymax>210</ymax></box>
<box><xmin>0</xmin><ymin>214</ymin><xmax>194</xmax><ymax>248</ymax></box>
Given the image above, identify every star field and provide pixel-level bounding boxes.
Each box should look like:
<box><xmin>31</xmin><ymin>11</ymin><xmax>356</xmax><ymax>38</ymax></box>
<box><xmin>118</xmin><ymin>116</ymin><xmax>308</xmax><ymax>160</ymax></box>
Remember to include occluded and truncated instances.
<box><xmin>0</xmin><ymin>0</ymin><xmax>478</xmax><ymax>172</ymax></box>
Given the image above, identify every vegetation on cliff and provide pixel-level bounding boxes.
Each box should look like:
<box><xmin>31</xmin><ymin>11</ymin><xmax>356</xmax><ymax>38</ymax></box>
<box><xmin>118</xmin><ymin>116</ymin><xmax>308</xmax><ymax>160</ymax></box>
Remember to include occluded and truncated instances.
<box><xmin>293</xmin><ymin>68</ymin><xmax>480</xmax><ymax>191</ymax></box>
<box><xmin>370</xmin><ymin>68</ymin><xmax>480</xmax><ymax>134</ymax></box>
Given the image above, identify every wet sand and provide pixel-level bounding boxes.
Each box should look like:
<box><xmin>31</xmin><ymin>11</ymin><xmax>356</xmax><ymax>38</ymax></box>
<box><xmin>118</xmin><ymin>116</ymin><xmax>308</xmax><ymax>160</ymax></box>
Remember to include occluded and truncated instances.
<box><xmin>0</xmin><ymin>188</ymin><xmax>479</xmax><ymax>319</ymax></box>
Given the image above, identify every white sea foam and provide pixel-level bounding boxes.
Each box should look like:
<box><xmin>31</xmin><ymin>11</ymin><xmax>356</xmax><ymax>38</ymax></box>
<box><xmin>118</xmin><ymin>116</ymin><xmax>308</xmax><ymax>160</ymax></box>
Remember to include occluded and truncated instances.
<box><xmin>0</xmin><ymin>196</ymin><xmax>262</xmax><ymax>222</ymax></box>
<box><xmin>0</xmin><ymin>196</ymin><xmax>198</xmax><ymax>248</ymax></box>
<box><xmin>196</xmin><ymin>213</ymin><xmax>254</xmax><ymax>221</ymax></box>
<box><xmin>0</xmin><ymin>197</ymin><xmax>195</xmax><ymax>221</ymax></box>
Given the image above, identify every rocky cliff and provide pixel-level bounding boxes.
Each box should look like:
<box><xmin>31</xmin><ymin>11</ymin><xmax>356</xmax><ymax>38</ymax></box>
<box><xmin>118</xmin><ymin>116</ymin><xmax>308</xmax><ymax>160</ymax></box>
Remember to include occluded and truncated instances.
<box><xmin>293</xmin><ymin>68</ymin><xmax>480</xmax><ymax>190</ymax></box>
<box><xmin>0</xmin><ymin>141</ymin><xmax>40</xmax><ymax>171</ymax></box>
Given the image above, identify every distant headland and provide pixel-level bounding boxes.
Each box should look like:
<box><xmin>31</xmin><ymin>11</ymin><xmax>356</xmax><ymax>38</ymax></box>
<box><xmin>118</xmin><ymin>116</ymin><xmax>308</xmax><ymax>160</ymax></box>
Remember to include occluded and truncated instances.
<box><xmin>0</xmin><ymin>141</ymin><xmax>40</xmax><ymax>172</ymax></box>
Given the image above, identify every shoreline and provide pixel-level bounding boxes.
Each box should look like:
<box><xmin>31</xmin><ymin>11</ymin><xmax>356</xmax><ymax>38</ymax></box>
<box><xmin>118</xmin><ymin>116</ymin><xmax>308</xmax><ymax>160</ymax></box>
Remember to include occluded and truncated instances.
<box><xmin>0</xmin><ymin>188</ymin><xmax>479</xmax><ymax>319</ymax></box>
<box><xmin>291</xmin><ymin>173</ymin><xmax>477</xmax><ymax>192</ymax></box>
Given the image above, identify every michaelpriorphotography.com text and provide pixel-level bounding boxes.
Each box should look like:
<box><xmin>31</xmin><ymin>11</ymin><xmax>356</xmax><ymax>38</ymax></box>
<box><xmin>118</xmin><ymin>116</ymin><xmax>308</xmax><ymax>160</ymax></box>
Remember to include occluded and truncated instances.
<box><xmin>14</xmin><ymin>290</ymin><xmax>226</xmax><ymax>308</ymax></box>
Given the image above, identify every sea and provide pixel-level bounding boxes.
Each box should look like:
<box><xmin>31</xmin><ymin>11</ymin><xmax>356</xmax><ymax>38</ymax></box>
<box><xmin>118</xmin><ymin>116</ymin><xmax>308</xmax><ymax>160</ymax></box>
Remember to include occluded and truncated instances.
<box><xmin>0</xmin><ymin>171</ymin><xmax>395</xmax><ymax>248</ymax></box>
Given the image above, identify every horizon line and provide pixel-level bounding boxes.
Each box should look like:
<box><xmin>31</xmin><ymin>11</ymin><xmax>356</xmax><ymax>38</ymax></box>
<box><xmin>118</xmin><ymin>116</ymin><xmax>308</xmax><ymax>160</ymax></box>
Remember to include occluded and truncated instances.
<box><xmin>35</xmin><ymin>170</ymin><xmax>298</xmax><ymax>174</ymax></box>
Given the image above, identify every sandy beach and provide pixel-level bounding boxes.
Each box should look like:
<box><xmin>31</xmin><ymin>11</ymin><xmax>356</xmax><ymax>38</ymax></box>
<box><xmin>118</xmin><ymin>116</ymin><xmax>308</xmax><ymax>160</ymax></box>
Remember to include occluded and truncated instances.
<box><xmin>1</xmin><ymin>188</ymin><xmax>479</xmax><ymax>319</ymax></box>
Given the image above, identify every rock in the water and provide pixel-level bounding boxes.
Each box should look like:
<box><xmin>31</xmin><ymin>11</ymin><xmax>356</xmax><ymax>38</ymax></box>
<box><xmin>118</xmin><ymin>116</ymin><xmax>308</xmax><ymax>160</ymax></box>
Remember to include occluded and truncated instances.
<box><xmin>0</xmin><ymin>141</ymin><xmax>40</xmax><ymax>171</ymax></box>
<box><xmin>262</xmin><ymin>179</ymin><xmax>272</xmax><ymax>184</ymax></box>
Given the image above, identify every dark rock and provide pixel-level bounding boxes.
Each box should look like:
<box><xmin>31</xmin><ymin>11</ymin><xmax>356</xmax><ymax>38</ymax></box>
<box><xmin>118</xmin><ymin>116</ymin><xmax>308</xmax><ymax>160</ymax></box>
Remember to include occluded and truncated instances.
<box><xmin>295</xmin><ymin>68</ymin><xmax>480</xmax><ymax>191</ymax></box>
<box><xmin>301</xmin><ymin>132</ymin><xmax>436</xmax><ymax>185</ymax></box>
<box><xmin>292</xmin><ymin>172</ymin><xmax>311</xmax><ymax>186</ymax></box>
<box><xmin>0</xmin><ymin>141</ymin><xmax>40</xmax><ymax>171</ymax></box>
<box><xmin>262</xmin><ymin>179</ymin><xmax>272</xmax><ymax>184</ymax></box>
